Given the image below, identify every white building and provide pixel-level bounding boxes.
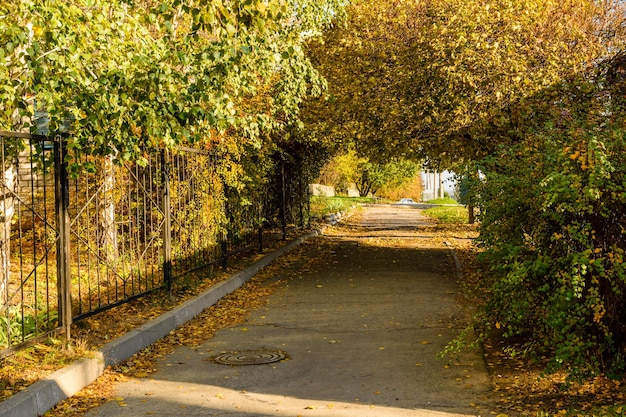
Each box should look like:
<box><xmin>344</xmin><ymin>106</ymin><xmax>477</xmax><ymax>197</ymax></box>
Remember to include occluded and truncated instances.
<box><xmin>421</xmin><ymin>171</ymin><xmax>455</xmax><ymax>201</ymax></box>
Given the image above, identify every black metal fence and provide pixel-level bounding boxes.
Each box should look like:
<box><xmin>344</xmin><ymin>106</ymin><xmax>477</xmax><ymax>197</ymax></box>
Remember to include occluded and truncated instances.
<box><xmin>0</xmin><ymin>130</ymin><xmax>310</xmax><ymax>356</ymax></box>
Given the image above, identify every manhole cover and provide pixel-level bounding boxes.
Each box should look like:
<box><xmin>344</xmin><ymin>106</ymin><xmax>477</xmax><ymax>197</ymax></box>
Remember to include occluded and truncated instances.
<box><xmin>210</xmin><ymin>349</ymin><xmax>289</xmax><ymax>366</ymax></box>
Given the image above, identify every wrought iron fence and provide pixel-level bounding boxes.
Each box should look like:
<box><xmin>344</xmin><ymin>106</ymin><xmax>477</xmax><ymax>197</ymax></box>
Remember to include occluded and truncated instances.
<box><xmin>0</xmin><ymin>131</ymin><xmax>309</xmax><ymax>356</ymax></box>
<box><xmin>0</xmin><ymin>131</ymin><xmax>59</xmax><ymax>355</ymax></box>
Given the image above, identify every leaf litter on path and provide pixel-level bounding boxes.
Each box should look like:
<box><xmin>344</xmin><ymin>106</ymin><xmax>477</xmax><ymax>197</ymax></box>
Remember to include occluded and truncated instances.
<box><xmin>43</xmin><ymin>237</ymin><xmax>334</xmax><ymax>417</ymax></box>
<box><xmin>7</xmin><ymin>210</ymin><xmax>626</xmax><ymax>417</ymax></box>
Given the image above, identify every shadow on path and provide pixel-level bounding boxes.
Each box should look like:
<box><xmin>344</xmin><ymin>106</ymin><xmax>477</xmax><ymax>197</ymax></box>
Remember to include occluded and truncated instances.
<box><xmin>87</xmin><ymin>206</ymin><xmax>495</xmax><ymax>417</ymax></box>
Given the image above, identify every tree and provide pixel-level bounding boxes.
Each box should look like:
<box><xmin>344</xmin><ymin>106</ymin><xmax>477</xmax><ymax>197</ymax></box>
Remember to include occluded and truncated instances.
<box><xmin>0</xmin><ymin>157</ymin><xmax>17</xmax><ymax>306</ymax></box>
<box><xmin>1</xmin><ymin>0</ymin><xmax>346</xmax><ymax>166</ymax></box>
<box><xmin>304</xmin><ymin>0</ymin><xmax>626</xmax><ymax>378</ymax></box>
<box><xmin>355</xmin><ymin>159</ymin><xmax>419</xmax><ymax>197</ymax></box>
<box><xmin>0</xmin><ymin>1</ymin><xmax>349</xmax><ymax>262</ymax></box>
<box><xmin>317</xmin><ymin>150</ymin><xmax>366</xmax><ymax>193</ymax></box>
<box><xmin>317</xmin><ymin>150</ymin><xmax>419</xmax><ymax>197</ymax></box>
<box><xmin>304</xmin><ymin>0</ymin><xmax>608</xmax><ymax>166</ymax></box>
<box><xmin>0</xmin><ymin>0</ymin><xmax>348</xmax><ymax>322</ymax></box>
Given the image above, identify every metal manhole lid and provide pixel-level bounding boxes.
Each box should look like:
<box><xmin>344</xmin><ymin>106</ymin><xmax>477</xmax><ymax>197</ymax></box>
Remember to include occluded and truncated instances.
<box><xmin>210</xmin><ymin>349</ymin><xmax>290</xmax><ymax>366</ymax></box>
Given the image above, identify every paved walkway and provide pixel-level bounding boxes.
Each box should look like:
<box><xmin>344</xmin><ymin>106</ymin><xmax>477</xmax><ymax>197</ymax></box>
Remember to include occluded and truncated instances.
<box><xmin>86</xmin><ymin>206</ymin><xmax>495</xmax><ymax>417</ymax></box>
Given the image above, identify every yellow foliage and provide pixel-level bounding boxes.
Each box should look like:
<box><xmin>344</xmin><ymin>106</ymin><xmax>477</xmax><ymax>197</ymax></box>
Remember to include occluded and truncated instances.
<box><xmin>305</xmin><ymin>0</ymin><xmax>614</xmax><ymax>163</ymax></box>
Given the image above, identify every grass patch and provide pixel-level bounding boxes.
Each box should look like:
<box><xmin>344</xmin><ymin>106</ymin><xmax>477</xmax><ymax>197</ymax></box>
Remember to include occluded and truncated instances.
<box><xmin>310</xmin><ymin>196</ymin><xmax>376</xmax><ymax>217</ymax></box>
<box><xmin>425</xmin><ymin>197</ymin><xmax>459</xmax><ymax>205</ymax></box>
<box><xmin>422</xmin><ymin>205</ymin><xmax>468</xmax><ymax>224</ymax></box>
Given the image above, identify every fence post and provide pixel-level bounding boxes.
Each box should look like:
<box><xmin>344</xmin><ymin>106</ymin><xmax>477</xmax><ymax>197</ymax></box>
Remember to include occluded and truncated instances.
<box><xmin>280</xmin><ymin>161</ymin><xmax>286</xmax><ymax>240</ymax></box>
<box><xmin>161</xmin><ymin>150</ymin><xmax>173</xmax><ymax>297</ymax></box>
<box><xmin>258</xmin><ymin>201</ymin><xmax>263</xmax><ymax>252</ymax></box>
<box><xmin>221</xmin><ymin>185</ymin><xmax>229</xmax><ymax>269</ymax></box>
<box><xmin>54</xmin><ymin>135</ymin><xmax>72</xmax><ymax>341</ymax></box>
<box><xmin>298</xmin><ymin>174</ymin><xmax>304</xmax><ymax>228</ymax></box>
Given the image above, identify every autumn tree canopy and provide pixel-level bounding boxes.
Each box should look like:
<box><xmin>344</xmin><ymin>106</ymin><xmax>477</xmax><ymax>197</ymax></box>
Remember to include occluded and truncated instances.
<box><xmin>1</xmin><ymin>0</ymin><xmax>345</xmax><ymax>168</ymax></box>
<box><xmin>304</xmin><ymin>0</ymin><xmax>620</xmax><ymax>166</ymax></box>
<box><xmin>304</xmin><ymin>0</ymin><xmax>626</xmax><ymax>378</ymax></box>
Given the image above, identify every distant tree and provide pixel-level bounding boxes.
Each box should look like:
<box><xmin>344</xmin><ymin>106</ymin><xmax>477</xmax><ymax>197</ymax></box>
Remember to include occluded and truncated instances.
<box><xmin>317</xmin><ymin>150</ymin><xmax>366</xmax><ymax>193</ymax></box>
<box><xmin>355</xmin><ymin>159</ymin><xmax>419</xmax><ymax>197</ymax></box>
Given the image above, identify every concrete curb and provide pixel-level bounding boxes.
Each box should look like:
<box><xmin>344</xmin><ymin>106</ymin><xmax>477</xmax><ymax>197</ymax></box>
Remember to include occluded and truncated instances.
<box><xmin>443</xmin><ymin>241</ymin><xmax>464</xmax><ymax>281</ymax></box>
<box><xmin>0</xmin><ymin>229</ymin><xmax>322</xmax><ymax>417</ymax></box>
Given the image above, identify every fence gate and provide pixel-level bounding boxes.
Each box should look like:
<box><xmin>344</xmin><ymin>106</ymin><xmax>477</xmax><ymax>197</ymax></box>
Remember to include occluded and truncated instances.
<box><xmin>67</xmin><ymin>150</ymin><xmax>168</xmax><ymax>321</ymax></box>
<box><xmin>0</xmin><ymin>131</ymin><xmax>61</xmax><ymax>355</ymax></box>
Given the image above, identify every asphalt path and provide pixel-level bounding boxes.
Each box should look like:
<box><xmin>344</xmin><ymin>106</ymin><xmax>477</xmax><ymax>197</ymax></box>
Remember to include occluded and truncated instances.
<box><xmin>86</xmin><ymin>205</ymin><xmax>495</xmax><ymax>417</ymax></box>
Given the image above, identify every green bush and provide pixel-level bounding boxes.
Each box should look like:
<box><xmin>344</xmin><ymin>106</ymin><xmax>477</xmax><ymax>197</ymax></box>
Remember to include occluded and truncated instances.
<box><xmin>0</xmin><ymin>306</ymin><xmax>58</xmax><ymax>348</ymax></box>
<box><xmin>472</xmin><ymin>82</ymin><xmax>626</xmax><ymax>378</ymax></box>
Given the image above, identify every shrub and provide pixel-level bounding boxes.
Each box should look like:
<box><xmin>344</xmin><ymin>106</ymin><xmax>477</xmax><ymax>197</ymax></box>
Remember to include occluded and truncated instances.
<box><xmin>474</xmin><ymin>91</ymin><xmax>626</xmax><ymax>378</ymax></box>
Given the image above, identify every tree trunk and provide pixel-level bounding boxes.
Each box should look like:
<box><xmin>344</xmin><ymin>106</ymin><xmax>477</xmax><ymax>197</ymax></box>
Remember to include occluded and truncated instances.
<box><xmin>439</xmin><ymin>172</ymin><xmax>445</xmax><ymax>198</ymax></box>
<box><xmin>99</xmin><ymin>155</ymin><xmax>118</xmax><ymax>262</ymax></box>
<box><xmin>0</xmin><ymin>164</ymin><xmax>17</xmax><ymax>306</ymax></box>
